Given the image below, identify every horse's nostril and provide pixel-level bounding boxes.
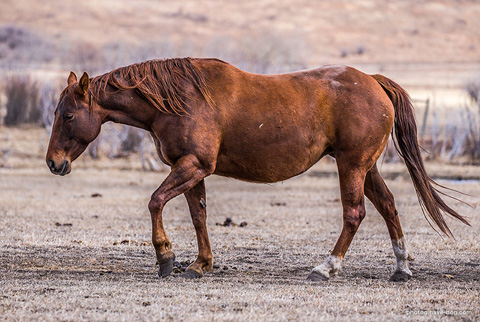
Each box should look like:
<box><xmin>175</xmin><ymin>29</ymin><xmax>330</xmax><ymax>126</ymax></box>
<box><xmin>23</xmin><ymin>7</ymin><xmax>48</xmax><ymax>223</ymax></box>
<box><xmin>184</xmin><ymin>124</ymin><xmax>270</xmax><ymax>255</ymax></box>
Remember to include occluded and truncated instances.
<box><xmin>48</xmin><ymin>160</ymin><xmax>55</xmax><ymax>170</ymax></box>
<box><xmin>60</xmin><ymin>160</ymin><xmax>70</xmax><ymax>175</ymax></box>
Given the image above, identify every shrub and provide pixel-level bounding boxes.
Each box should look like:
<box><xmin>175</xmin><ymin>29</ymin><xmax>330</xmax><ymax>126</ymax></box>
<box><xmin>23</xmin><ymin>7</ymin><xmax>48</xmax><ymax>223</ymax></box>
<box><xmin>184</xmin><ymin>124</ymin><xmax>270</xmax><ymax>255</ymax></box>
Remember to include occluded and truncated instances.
<box><xmin>463</xmin><ymin>79</ymin><xmax>480</xmax><ymax>160</ymax></box>
<box><xmin>465</xmin><ymin>78</ymin><xmax>480</xmax><ymax>105</ymax></box>
<box><xmin>3</xmin><ymin>75</ymin><xmax>41</xmax><ymax>126</ymax></box>
<box><xmin>196</xmin><ymin>29</ymin><xmax>310</xmax><ymax>74</ymax></box>
<box><xmin>0</xmin><ymin>24</ymin><xmax>53</xmax><ymax>67</ymax></box>
<box><xmin>69</xmin><ymin>41</ymin><xmax>106</xmax><ymax>75</ymax></box>
<box><xmin>38</xmin><ymin>83</ymin><xmax>59</xmax><ymax>128</ymax></box>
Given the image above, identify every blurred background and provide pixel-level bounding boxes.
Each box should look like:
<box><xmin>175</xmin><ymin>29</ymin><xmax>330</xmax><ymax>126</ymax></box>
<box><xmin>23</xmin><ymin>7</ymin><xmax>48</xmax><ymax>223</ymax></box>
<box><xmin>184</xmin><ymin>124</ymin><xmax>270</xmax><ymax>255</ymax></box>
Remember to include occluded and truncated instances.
<box><xmin>1</xmin><ymin>0</ymin><xmax>479</xmax><ymax>169</ymax></box>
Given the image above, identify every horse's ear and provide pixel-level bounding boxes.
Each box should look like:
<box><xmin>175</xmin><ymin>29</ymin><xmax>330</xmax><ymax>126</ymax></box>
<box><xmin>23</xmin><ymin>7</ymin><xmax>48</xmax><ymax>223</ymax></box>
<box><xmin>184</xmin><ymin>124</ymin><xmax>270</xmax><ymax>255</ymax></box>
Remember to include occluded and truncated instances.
<box><xmin>77</xmin><ymin>72</ymin><xmax>90</xmax><ymax>95</ymax></box>
<box><xmin>67</xmin><ymin>71</ymin><xmax>77</xmax><ymax>86</ymax></box>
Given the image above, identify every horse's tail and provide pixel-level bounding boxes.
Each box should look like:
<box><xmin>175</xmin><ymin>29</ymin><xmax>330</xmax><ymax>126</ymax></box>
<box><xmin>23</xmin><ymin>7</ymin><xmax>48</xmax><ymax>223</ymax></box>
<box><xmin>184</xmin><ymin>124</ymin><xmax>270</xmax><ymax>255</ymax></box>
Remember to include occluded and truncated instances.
<box><xmin>371</xmin><ymin>74</ymin><xmax>470</xmax><ymax>237</ymax></box>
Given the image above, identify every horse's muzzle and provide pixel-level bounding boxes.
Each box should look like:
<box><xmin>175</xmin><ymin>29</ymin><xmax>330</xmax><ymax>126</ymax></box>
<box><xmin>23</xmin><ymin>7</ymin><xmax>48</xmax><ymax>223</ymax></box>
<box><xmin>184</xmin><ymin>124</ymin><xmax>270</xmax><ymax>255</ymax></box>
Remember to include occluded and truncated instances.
<box><xmin>47</xmin><ymin>159</ymin><xmax>71</xmax><ymax>176</ymax></box>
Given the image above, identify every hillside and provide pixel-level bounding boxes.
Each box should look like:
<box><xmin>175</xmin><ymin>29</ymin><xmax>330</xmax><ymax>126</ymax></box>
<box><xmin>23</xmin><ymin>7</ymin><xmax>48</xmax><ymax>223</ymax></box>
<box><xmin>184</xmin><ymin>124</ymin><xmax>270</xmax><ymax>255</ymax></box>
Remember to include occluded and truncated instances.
<box><xmin>0</xmin><ymin>0</ymin><xmax>479</xmax><ymax>102</ymax></box>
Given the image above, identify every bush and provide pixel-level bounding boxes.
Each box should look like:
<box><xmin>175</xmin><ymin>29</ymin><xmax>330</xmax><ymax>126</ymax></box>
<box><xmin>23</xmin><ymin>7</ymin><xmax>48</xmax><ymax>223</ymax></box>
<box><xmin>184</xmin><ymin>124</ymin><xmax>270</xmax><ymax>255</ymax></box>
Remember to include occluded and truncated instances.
<box><xmin>95</xmin><ymin>29</ymin><xmax>311</xmax><ymax>76</ymax></box>
<box><xmin>201</xmin><ymin>29</ymin><xmax>310</xmax><ymax>74</ymax></box>
<box><xmin>38</xmin><ymin>83</ymin><xmax>59</xmax><ymax>128</ymax></box>
<box><xmin>463</xmin><ymin>79</ymin><xmax>480</xmax><ymax>160</ymax></box>
<box><xmin>465</xmin><ymin>79</ymin><xmax>480</xmax><ymax>105</ymax></box>
<box><xmin>0</xmin><ymin>24</ymin><xmax>53</xmax><ymax>67</ymax></box>
<box><xmin>69</xmin><ymin>41</ymin><xmax>106</xmax><ymax>75</ymax></box>
<box><xmin>3</xmin><ymin>75</ymin><xmax>41</xmax><ymax>126</ymax></box>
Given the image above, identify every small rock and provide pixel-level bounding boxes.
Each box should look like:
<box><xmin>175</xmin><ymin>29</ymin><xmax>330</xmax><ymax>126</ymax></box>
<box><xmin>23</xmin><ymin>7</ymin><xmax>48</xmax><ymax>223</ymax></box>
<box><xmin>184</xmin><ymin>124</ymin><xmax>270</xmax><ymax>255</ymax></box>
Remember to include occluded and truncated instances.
<box><xmin>173</xmin><ymin>267</ymin><xmax>183</xmax><ymax>274</ymax></box>
<box><xmin>216</xmin><ymin>217</ymin><xmax>246</xmax><ymax>227</ymax></box>
<box><xmin>142</xmin><ymin>301</ymin><xmax>151</xmax><ymax>307</ymax></box>
<box><xmin>362</xmin><ymin>274</ymin><xmax>378</xmax><ymax>279</ymax></box>
<box><xmin>91</xmin><ymin>193</ymin><xmax>102</xmax><ymax>198</ymax></box>
<box><xmin>173</xmin><ymin>260</ymin><xmax>191</xmax><ymax>272</ymax></box>
<box><xmin>55</xmin><ymin>222</ymin><xmax>72</xmax><ymax>227</ymax></box>
<box><xmin>442</xmin><ymin>274</ymin><xmax>454</xmax><ymax>279</ymax></box>
<box><xmin>113</xmin><ymin>240</ymin><xmax>131</xmax><ymax>245</ymax></box>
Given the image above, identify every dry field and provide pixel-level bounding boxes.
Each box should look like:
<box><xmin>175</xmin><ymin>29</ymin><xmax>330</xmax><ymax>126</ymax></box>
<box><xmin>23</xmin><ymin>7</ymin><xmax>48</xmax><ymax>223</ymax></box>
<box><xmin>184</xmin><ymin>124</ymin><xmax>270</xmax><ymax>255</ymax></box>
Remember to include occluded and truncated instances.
<box><xmin>0</xmin><ymin>127</ymin><xmax>479</xmax><ymax>321</ymax></box>
<box><xmin>1</xmin><ymin>0</ymin><xmax>480</xmax><ymax>321</ymax></box>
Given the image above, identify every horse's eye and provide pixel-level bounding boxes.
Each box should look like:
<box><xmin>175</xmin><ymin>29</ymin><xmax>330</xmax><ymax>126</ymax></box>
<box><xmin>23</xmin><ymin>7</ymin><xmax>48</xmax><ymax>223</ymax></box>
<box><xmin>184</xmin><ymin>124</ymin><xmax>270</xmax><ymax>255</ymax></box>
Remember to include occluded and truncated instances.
<box><xmin>64</xmin><ymin>113</ymin><xmax>74</xmax><ymax>121</ymax></box>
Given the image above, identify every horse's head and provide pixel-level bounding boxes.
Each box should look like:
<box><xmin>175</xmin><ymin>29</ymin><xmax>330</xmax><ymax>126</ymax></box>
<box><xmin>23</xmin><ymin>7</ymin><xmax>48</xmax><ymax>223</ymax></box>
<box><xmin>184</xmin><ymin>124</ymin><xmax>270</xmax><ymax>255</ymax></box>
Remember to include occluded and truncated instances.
<box><xmin>46</xmin><ymin>72</ymin><xmax>102</xmax><ymax>176</ymax></box>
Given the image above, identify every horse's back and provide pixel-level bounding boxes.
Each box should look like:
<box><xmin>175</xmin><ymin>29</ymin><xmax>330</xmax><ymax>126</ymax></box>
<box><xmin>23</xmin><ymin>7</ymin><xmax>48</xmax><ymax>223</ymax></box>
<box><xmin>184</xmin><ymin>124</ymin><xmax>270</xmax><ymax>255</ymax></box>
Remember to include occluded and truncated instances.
<box><xmin>195</xmin><ymin>60</ymin><xmax>395</xmax><ymax>182</ymax></box>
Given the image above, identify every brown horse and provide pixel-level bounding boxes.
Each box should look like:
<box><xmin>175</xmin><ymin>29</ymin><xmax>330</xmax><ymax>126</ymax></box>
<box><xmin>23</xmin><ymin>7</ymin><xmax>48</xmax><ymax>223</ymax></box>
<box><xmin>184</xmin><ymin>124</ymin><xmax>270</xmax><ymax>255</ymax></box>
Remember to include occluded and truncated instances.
<box><xmin>46</xmin><ymin>58</ymin><xmax>469</xmax><ymax>281</ymax></box>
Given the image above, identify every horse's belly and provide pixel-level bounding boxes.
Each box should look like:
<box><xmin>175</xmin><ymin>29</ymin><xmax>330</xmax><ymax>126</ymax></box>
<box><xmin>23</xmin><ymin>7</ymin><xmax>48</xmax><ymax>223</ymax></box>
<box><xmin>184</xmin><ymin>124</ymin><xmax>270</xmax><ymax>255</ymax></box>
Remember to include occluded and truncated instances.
<box><xmin>212</xmin><ymin>97</ymin><xmax>329</xmax><ymax>182</ymax></box>
<box><xmin>214</xmin><ymin>143</ymin><xmax>324</xmax><ymax>183</ymax></box>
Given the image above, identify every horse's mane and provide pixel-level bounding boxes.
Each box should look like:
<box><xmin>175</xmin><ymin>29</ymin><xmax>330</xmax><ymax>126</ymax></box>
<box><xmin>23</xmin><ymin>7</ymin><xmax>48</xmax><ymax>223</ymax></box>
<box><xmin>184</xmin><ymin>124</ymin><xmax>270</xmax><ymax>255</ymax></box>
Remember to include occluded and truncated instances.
<box><xmin>90</xmin><ymin>58</ymin><xmax>215</xmax><ymax>115</ymax></box>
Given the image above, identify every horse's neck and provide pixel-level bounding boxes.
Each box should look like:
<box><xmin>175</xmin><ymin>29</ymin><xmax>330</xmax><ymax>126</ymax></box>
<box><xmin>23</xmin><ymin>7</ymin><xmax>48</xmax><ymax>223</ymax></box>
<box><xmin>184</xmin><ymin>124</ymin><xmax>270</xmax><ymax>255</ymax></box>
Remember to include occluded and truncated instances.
<box><xmin>95</xmin><ymin>87</ymin><xmax>156</xmax><ymax>131</ymax></box>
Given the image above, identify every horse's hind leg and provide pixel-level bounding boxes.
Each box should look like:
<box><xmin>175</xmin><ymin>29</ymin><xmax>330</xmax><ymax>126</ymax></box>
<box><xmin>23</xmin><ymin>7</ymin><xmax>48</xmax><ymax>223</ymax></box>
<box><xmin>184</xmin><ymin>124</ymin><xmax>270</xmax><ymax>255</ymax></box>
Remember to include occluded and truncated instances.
<box><xmin>307</xmin><ymin>162</ymin><xmax>368</xmax><ymax>281</ymax></box>
<box><xmin>182</xmin><ymin>179</ymin><xmax>213</xmax><ymax>279</ymax></box>
<box><xmin>364</xmin><ymin>164</ymin><xmax>412</xmax><ymax>281</ymax></box>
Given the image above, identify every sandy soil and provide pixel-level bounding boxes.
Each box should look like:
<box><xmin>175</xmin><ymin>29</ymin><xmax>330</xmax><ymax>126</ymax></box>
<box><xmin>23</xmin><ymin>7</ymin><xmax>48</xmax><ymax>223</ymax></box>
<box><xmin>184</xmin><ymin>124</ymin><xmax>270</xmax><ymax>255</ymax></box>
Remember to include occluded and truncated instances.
<box><xmin>0</xmin><ymin>127</ymin><xmax>479</xmax><ymax>321</ymax></box>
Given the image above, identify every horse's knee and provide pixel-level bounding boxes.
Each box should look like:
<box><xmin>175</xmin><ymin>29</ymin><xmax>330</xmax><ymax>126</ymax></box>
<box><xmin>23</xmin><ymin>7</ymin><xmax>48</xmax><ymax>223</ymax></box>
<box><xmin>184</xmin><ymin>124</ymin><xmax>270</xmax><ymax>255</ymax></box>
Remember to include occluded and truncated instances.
<box><xmin>148</xmin><ymin>195</ymin><xmax>166</xmax><ymax>214</ymax></box>
<box><xmin>343</xmin><ymin>205</ymin><xmax>366</xmax><ymax>233</ymax></box>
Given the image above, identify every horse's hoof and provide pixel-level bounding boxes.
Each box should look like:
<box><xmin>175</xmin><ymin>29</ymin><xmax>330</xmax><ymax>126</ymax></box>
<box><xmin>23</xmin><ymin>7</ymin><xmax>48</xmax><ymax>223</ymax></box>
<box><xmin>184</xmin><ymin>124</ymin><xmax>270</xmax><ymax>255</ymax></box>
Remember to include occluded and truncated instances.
<box><xmin>389</xmin><ymin>270</ymin><xmax>412</xmax><ymax>282</ymax></box>
<box><xmin>306</xmin><ymin>271</ymin><xmax>329</xmax><ymax>281</ymax></box>
<box><xmin>181</xmin><ymin>269</ymin><xmax>203</xmax><ymax>279</ymax></box>
<box><xmin>157</xmin><ymin>255</ymin><xmax>176</xmax><ymax>278</ymax></box>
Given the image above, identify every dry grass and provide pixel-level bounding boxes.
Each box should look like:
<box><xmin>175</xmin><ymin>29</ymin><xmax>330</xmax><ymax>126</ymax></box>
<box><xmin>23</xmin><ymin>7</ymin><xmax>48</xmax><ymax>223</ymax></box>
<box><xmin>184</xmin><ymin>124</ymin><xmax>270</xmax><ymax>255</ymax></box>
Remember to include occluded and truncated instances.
<box><xmin>0</xmin><ymin>127</ymin><xmax>479</xmax><ymax>321</ymax></box>
<box><xmin>1</xmin><ymin>1</ymin><xmax>479</xmax><ymax>319</ymax></box>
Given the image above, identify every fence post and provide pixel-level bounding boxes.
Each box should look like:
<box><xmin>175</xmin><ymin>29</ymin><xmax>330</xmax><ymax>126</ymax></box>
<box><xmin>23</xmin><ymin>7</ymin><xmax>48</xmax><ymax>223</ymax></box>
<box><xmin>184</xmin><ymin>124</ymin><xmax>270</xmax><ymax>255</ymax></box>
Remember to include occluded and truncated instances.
<box><xmin>421</xmin><ymin>98</ymin><xmax>430</xmax><ymax>135</ymax></box>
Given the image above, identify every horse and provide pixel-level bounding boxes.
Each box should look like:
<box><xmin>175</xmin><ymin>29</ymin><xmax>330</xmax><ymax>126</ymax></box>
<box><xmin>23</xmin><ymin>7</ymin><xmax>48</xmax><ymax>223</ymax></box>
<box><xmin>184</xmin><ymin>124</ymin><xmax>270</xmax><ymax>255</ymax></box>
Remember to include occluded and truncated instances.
<box><xmin>46</xmin><ymin>57</ymin><xmax>469</xmax><ymax>281</ymax></box>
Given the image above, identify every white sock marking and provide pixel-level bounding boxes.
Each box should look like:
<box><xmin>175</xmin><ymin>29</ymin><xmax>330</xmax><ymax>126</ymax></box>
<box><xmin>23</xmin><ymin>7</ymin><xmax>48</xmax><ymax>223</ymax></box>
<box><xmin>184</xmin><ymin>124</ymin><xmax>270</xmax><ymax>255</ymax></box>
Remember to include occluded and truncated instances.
<box><xmin>391</xmin><ymin>237</ymin><xmax>412</xmax><ymax>276</ymax></box>
<box><xmin>312</xmin><ymin>255</ymin><xmax>342</xmax><ymax>279</ymax></box>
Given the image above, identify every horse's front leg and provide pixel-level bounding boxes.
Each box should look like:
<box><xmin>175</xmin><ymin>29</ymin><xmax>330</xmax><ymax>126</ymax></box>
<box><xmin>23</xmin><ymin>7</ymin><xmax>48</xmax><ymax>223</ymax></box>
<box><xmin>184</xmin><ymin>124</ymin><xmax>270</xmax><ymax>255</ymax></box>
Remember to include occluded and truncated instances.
<box><xmin>148</xmin><ymin>155</ymin><xmax>211</xmax><ymax>278</ymax></box>
<box><xmin>181</xmin><ymin>179</ymin><xmax>213</xmax><ymax>279</ymax></box>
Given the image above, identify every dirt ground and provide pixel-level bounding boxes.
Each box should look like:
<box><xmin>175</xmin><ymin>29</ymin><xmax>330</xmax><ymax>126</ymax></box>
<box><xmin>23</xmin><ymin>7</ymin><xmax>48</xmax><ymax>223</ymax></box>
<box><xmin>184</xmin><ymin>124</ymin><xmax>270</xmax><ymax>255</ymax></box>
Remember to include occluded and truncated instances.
<box><xmin>0</xmin><ymin>127</ymin><xmax>479</xmax><ymax>321</ymax></box>
<box><xmin>0</xmin><ymin>0</ymin><xmax>479</xmax><ymax>320</ymax></box>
